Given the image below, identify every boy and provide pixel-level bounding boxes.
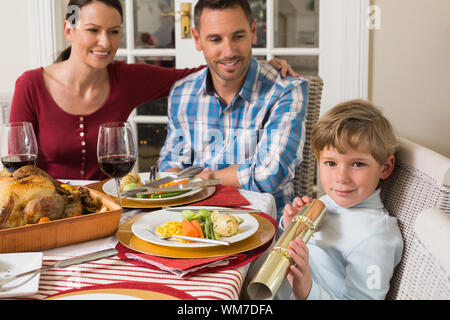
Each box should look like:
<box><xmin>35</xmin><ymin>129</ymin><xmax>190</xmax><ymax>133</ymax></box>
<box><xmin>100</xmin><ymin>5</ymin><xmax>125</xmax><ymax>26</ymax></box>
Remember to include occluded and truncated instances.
<box><xmin>282</xmin><ymin>99</ymin><xmax>403</xmax><ymax>300</ymax></box>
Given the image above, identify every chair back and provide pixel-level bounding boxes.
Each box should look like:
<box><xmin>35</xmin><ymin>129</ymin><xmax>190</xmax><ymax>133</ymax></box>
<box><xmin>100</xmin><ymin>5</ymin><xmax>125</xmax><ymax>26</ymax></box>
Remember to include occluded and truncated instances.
<box><xmin>380</xmin><ymin>137</ymin><xmax>450</xmax><ymax>299</ymax></box>
<box><xmin>293</xmin><ymin>75</ymin><xmax>323</xmax><ymax>197</ymax></box>
<box><xmin>403</xmin><ymin>208</ymin><xmax>450</xmax><ymax>299</ymax></box>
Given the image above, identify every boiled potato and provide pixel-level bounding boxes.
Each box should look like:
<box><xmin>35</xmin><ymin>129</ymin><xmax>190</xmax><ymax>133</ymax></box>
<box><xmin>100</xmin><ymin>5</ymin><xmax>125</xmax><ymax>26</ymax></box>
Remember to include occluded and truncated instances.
<box><xmin>120</xmin><ymin>172</ymin><xmax>141</xmax><ymax>192</ymax></box>
<box><xmin>213</xmin><ymin>214</ymin><xmax>239</xmax><ymax>237</ymax></box>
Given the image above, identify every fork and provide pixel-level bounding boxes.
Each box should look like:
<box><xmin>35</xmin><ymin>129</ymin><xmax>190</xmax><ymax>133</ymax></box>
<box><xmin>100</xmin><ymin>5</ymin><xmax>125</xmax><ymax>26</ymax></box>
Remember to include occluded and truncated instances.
<box><xmin>148</xmin><ymin>164</ymin><xmax>159</xmax><ymax>182</ymax></box>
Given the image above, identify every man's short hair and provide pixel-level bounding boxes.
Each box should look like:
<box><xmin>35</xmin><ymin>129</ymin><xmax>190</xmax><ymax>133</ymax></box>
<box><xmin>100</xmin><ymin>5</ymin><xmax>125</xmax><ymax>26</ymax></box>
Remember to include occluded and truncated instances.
<box><xmin>194</xmin><ymin>0</ymin><xmax>253</xmax><ymax>31</ymax></box>
<box><xmin>311</xmin><ymin>99</ymin><xmax>399</xmax><ymax>165</ymax></box>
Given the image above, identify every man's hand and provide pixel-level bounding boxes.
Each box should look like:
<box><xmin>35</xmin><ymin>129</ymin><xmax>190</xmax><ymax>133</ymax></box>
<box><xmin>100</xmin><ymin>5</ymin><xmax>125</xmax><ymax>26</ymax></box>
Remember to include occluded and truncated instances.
<box><xmin>165</xmin><ymin>168</ymin><xmax>182</xmax><ymax>173</ymax></box>
<box><xmin>195</xmin><ymin>165</ymin><xmax>241</xmax><ymax>189</ymax></box>
<box><xmin>196</xmin><ymin>168</ymin><xmax>214</xmax><ymax>181</ymax></box>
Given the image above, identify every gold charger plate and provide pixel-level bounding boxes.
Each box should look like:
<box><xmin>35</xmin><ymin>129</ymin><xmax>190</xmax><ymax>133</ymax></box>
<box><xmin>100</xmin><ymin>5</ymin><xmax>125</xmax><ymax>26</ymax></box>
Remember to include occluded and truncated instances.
<box><xmin>116</xmin><ymin>212</ymin><xmax>276</xmax><ymax>258</ymax></box>
<box><xmin>89</xmin><ymin>180</ymin><xmax>216</xmax><ymax>208</ymax></box>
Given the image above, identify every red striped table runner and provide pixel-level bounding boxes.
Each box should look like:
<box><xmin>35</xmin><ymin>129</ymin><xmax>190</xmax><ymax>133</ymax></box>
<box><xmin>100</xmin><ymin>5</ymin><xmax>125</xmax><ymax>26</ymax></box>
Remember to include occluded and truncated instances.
<box><xmin>27</xmin><ymin>255</ymin><xmax>246</xmax><ymax>300</ymax></box>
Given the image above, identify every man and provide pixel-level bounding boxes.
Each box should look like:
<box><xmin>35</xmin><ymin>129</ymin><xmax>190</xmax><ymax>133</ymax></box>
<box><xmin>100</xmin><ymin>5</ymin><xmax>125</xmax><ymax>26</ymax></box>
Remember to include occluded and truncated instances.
<box><xmin>158</xmin><ymin>0</ymin><xmax>307</xmax><ymax>220</ymax></box>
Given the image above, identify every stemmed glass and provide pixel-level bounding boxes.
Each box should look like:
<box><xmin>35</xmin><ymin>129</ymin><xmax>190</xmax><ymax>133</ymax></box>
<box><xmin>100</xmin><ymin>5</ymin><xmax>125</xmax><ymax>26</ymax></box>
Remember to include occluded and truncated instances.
<box><xmin>97</xmin><ymin>122</ymin><xmax>137</xmax><ymax>207</ymax></box>
<box><xmin>0</xmin><ymin>122</ymin><xmax>38</xmax><ymax>173</ymax></box>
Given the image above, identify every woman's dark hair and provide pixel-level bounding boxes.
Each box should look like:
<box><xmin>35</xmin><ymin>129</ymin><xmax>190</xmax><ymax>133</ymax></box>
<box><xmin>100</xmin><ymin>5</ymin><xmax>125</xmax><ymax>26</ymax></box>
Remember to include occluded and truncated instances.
<box><xmin>194</xmin><ymin>0</ymin><xmax>253</xmax><ymax>31</ymax></box>
<box><xmin>56</xmin><ymin>0</ymin><xmax>123</xmax><ymax>62</ymax></box>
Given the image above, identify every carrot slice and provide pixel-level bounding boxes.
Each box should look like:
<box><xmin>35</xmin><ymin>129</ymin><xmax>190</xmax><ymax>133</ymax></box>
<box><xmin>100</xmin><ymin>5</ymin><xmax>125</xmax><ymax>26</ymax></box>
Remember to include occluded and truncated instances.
<box><xmin>159</xmin><ymin>178</ymin><xmax>190</xmax><ymax>189</ymax></box>
<box><xmin>38</xmin><ymin>217</ymin><xmax>50</xmax><ymax>223</ymax></box>
<box><xmin>190</xmin><ymin>220</ymin><xmax>204</xmax><ymax>238</ymax></box>
<box><xmin>181</xmin><ymin>219</ymin><xmax>198</xmax><ymax>242</ymax></box>
<box><xmin>168</xmin><ymin>179</ymin><xmax>189</xmax><ymax>186</ymax></box>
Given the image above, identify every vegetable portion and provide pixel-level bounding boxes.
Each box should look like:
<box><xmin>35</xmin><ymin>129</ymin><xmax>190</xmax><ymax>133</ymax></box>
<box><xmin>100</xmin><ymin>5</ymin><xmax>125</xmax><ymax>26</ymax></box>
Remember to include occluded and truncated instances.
<box><xmin>180</xmin><ymin>209</ymin><xmax>243</xmax><ymax>241</ymax></box>
<box><xmin>155</xmin><ymin>209</ymin><xmax>245</xmax><ymax>243</ymax></box>
<box><xmin>120</xmin><ymin>173</ymin><xmax>192</xmax><ymax>199</ymax></box>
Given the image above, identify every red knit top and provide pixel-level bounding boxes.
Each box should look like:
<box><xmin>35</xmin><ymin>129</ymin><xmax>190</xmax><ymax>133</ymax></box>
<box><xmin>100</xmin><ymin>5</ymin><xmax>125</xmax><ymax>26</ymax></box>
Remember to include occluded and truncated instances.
<box><xmin>10</xmin><ymin>61</ymin><xmax>201</xmax><ymax>180</ymax></box>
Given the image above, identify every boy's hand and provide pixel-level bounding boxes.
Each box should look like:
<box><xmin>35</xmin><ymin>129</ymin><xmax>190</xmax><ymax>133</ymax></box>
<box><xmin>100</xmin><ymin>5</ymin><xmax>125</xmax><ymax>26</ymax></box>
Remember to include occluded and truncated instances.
<box><xmin>282</xmin><ymin>196</ymin><xmax>312</xmax><ymax>228</ymax></box>
<box><xmin>287</xmin><ymin>238</ymin><xmax>312</xmax><ymax>300</ymax></box>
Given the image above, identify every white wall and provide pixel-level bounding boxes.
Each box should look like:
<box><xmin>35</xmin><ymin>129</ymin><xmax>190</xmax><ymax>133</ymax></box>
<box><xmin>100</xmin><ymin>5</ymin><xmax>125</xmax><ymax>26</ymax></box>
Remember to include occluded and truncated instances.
<box><xmin>369</xmin><ymin>0</ymin><xmax>450</xmax><ymax>158</ymax></box>
<box><xmin>0</xmin><ymin>0</ymin><xmax>32</xmax><ymax>98</ymax></box>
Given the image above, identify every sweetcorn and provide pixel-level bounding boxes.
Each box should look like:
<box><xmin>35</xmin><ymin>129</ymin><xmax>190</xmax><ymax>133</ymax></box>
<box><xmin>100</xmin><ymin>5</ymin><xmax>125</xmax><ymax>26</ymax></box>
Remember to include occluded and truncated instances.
<box><xmin>156</xmin><ymin>221</ymin><xmax>183</xmax><ymax>237</ymax></box>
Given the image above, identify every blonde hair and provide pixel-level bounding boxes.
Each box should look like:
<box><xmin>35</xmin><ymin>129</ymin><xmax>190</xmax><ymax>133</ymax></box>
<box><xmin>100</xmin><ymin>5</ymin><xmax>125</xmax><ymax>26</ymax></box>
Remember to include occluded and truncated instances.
<box><xmin>311</xmin><ymin>99</ymin><xmax>398</xmax><ymax>164</ymax></box>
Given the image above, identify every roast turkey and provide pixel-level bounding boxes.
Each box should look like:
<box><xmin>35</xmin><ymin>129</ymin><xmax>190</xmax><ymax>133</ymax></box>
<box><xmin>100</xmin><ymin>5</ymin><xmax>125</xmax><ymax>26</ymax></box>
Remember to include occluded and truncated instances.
<box><xmin>0</xmin><ymin>166</ymin><xmax>101</xmax><ymax>229</ymax></box>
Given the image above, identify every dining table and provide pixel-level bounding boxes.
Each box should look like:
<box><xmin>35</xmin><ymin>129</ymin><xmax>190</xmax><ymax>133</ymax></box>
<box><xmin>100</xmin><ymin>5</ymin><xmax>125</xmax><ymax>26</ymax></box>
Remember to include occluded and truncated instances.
<box><xmin>2</xmin><ymin>179</ymin><xmax>278</xmax><ymax>301</ymax></box>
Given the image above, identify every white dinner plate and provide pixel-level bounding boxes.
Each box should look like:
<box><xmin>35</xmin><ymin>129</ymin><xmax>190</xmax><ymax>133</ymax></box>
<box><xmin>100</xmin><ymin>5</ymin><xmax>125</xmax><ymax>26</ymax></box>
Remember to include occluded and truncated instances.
<box><xmin>131</xmin><ymin>206</ymin><xmax>259</xmax><ymax>248</ymax></box>
<box><xmin>102</xmin><ymin>172</ymin><xmax>203</xmax><ymax>203</ymax></box>
<box><xmin>0</xmin><ymin>252</ymin><xmax>43</xmax><ymax>298</ymax></box>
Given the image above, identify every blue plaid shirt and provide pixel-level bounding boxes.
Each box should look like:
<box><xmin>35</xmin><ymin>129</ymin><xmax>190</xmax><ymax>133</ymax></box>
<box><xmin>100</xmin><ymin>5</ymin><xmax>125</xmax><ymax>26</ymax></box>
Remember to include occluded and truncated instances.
<box><xmin>158</xmin><ymin>58</ymin><xmax>308</xmax><ymax>220</ymax></box>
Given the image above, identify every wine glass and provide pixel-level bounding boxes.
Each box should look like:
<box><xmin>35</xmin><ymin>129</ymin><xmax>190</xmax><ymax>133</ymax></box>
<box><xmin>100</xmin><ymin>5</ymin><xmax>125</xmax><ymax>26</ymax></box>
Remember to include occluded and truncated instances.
<box><xmin>0</xmin><ymin>122</ymin><xmax>38</xmax><ymax>173</ymax></box>
<box><xmin>97</xmin><ymin>122</ymin><xmax>137</xmax><ymax>207</ymax></box>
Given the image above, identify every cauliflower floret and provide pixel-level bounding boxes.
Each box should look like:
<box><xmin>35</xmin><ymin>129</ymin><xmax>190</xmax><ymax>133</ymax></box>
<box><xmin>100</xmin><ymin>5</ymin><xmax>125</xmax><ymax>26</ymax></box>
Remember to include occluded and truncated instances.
<box><xmin>213</xmin><ymin>214</ymin><xmax>239</xmax><ymax>237</ymax></box>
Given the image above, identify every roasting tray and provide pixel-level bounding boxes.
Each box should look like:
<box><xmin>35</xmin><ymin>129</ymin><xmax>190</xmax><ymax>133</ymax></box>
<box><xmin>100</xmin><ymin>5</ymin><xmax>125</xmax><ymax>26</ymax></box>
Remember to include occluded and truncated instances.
<box><xmin>0</xmin><ymin>189</ymin><xmax>122</xmax><ymax>253</ymax></box>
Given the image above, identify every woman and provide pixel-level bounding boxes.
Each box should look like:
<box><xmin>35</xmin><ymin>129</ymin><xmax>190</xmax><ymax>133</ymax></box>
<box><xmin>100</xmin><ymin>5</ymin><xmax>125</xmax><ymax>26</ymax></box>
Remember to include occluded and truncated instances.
<box><xmin>10</xmin><ymin>0</ymin><xmax>296</xmax><ymax>180</ymax></box>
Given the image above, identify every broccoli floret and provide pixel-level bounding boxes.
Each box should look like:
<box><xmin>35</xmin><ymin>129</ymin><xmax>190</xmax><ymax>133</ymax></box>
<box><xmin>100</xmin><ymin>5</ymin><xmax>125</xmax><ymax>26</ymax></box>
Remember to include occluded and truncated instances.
<box><xmin>181</xmin><ymin>209</ymin><xmax>197</xmax><ymax>220</ymax></box>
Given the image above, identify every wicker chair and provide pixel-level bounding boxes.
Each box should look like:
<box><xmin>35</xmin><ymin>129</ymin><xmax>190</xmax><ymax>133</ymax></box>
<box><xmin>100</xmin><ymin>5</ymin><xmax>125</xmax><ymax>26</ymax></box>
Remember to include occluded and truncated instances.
<box><xmin>293</xmin><ymin>75</ymin><xmax>323</xmax><ymax>198</ymax></box>
<box><xmin>380</xmin><ymin>137</ymin><xmax>450</xmax><ymax>299</ymax></box>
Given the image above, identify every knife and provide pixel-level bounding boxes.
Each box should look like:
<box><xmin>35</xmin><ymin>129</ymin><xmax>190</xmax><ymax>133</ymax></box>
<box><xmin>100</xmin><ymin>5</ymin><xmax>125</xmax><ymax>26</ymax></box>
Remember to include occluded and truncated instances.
<box><xmin>120</xmin><ymin>179</ymin><xmax>222</xmax><ymax>198</ymax></box>
<box><xmin>145</xmin><ymin>166</ymin><xmax>204</xmax><ymax>189</ymax></box>
<box><xmin>0</xmin><ymin>248</ymin><xmax>118</xmax><ymax>290</ymax></box>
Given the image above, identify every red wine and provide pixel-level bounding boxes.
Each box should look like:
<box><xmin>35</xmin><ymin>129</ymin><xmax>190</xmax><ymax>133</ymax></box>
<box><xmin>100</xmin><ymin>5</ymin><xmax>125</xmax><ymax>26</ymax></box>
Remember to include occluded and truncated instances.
<box><xmin>1</xmin><ymin>154</ymin><xmax>37</xmax><ymax>173</ymax></box>
<box><xmin>98</xmin><ymin>155</ymin><xmax>136</xmax><ymax>178</ymax></box>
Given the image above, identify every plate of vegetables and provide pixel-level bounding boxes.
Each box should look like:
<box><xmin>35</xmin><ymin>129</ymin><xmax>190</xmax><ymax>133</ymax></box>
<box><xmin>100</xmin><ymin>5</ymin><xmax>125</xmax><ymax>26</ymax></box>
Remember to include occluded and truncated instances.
<box><xmin>102</xmin><ymin>172</ymin><xmax>203</xmax><ymax>202</ymax></box>
<box><xmin>131</xmin><ymin>207</ymin><xmax>260</xmax><ymax>247</ymax></box>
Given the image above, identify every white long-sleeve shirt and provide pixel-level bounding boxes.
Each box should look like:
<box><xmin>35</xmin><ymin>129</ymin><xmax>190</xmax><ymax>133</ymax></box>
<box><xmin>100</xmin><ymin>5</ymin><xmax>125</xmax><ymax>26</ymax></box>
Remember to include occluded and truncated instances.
<box><xmin>279</xmin><ymin>189</ymin><xmax>403</xmax><ymax>300</ymax></box>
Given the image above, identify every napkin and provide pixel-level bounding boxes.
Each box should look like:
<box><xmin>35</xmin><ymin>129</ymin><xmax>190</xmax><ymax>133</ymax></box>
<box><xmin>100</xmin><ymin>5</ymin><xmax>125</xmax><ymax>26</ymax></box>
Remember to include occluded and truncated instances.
<box><xmin>115</xmin><ymin>242</ymin><xmax>250</xmax><ymax>278</ymax></box>
<box><xmin>190</xmin><ymin>184</ymin><xmax>250</xmax><ymax>207</ymax></box>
